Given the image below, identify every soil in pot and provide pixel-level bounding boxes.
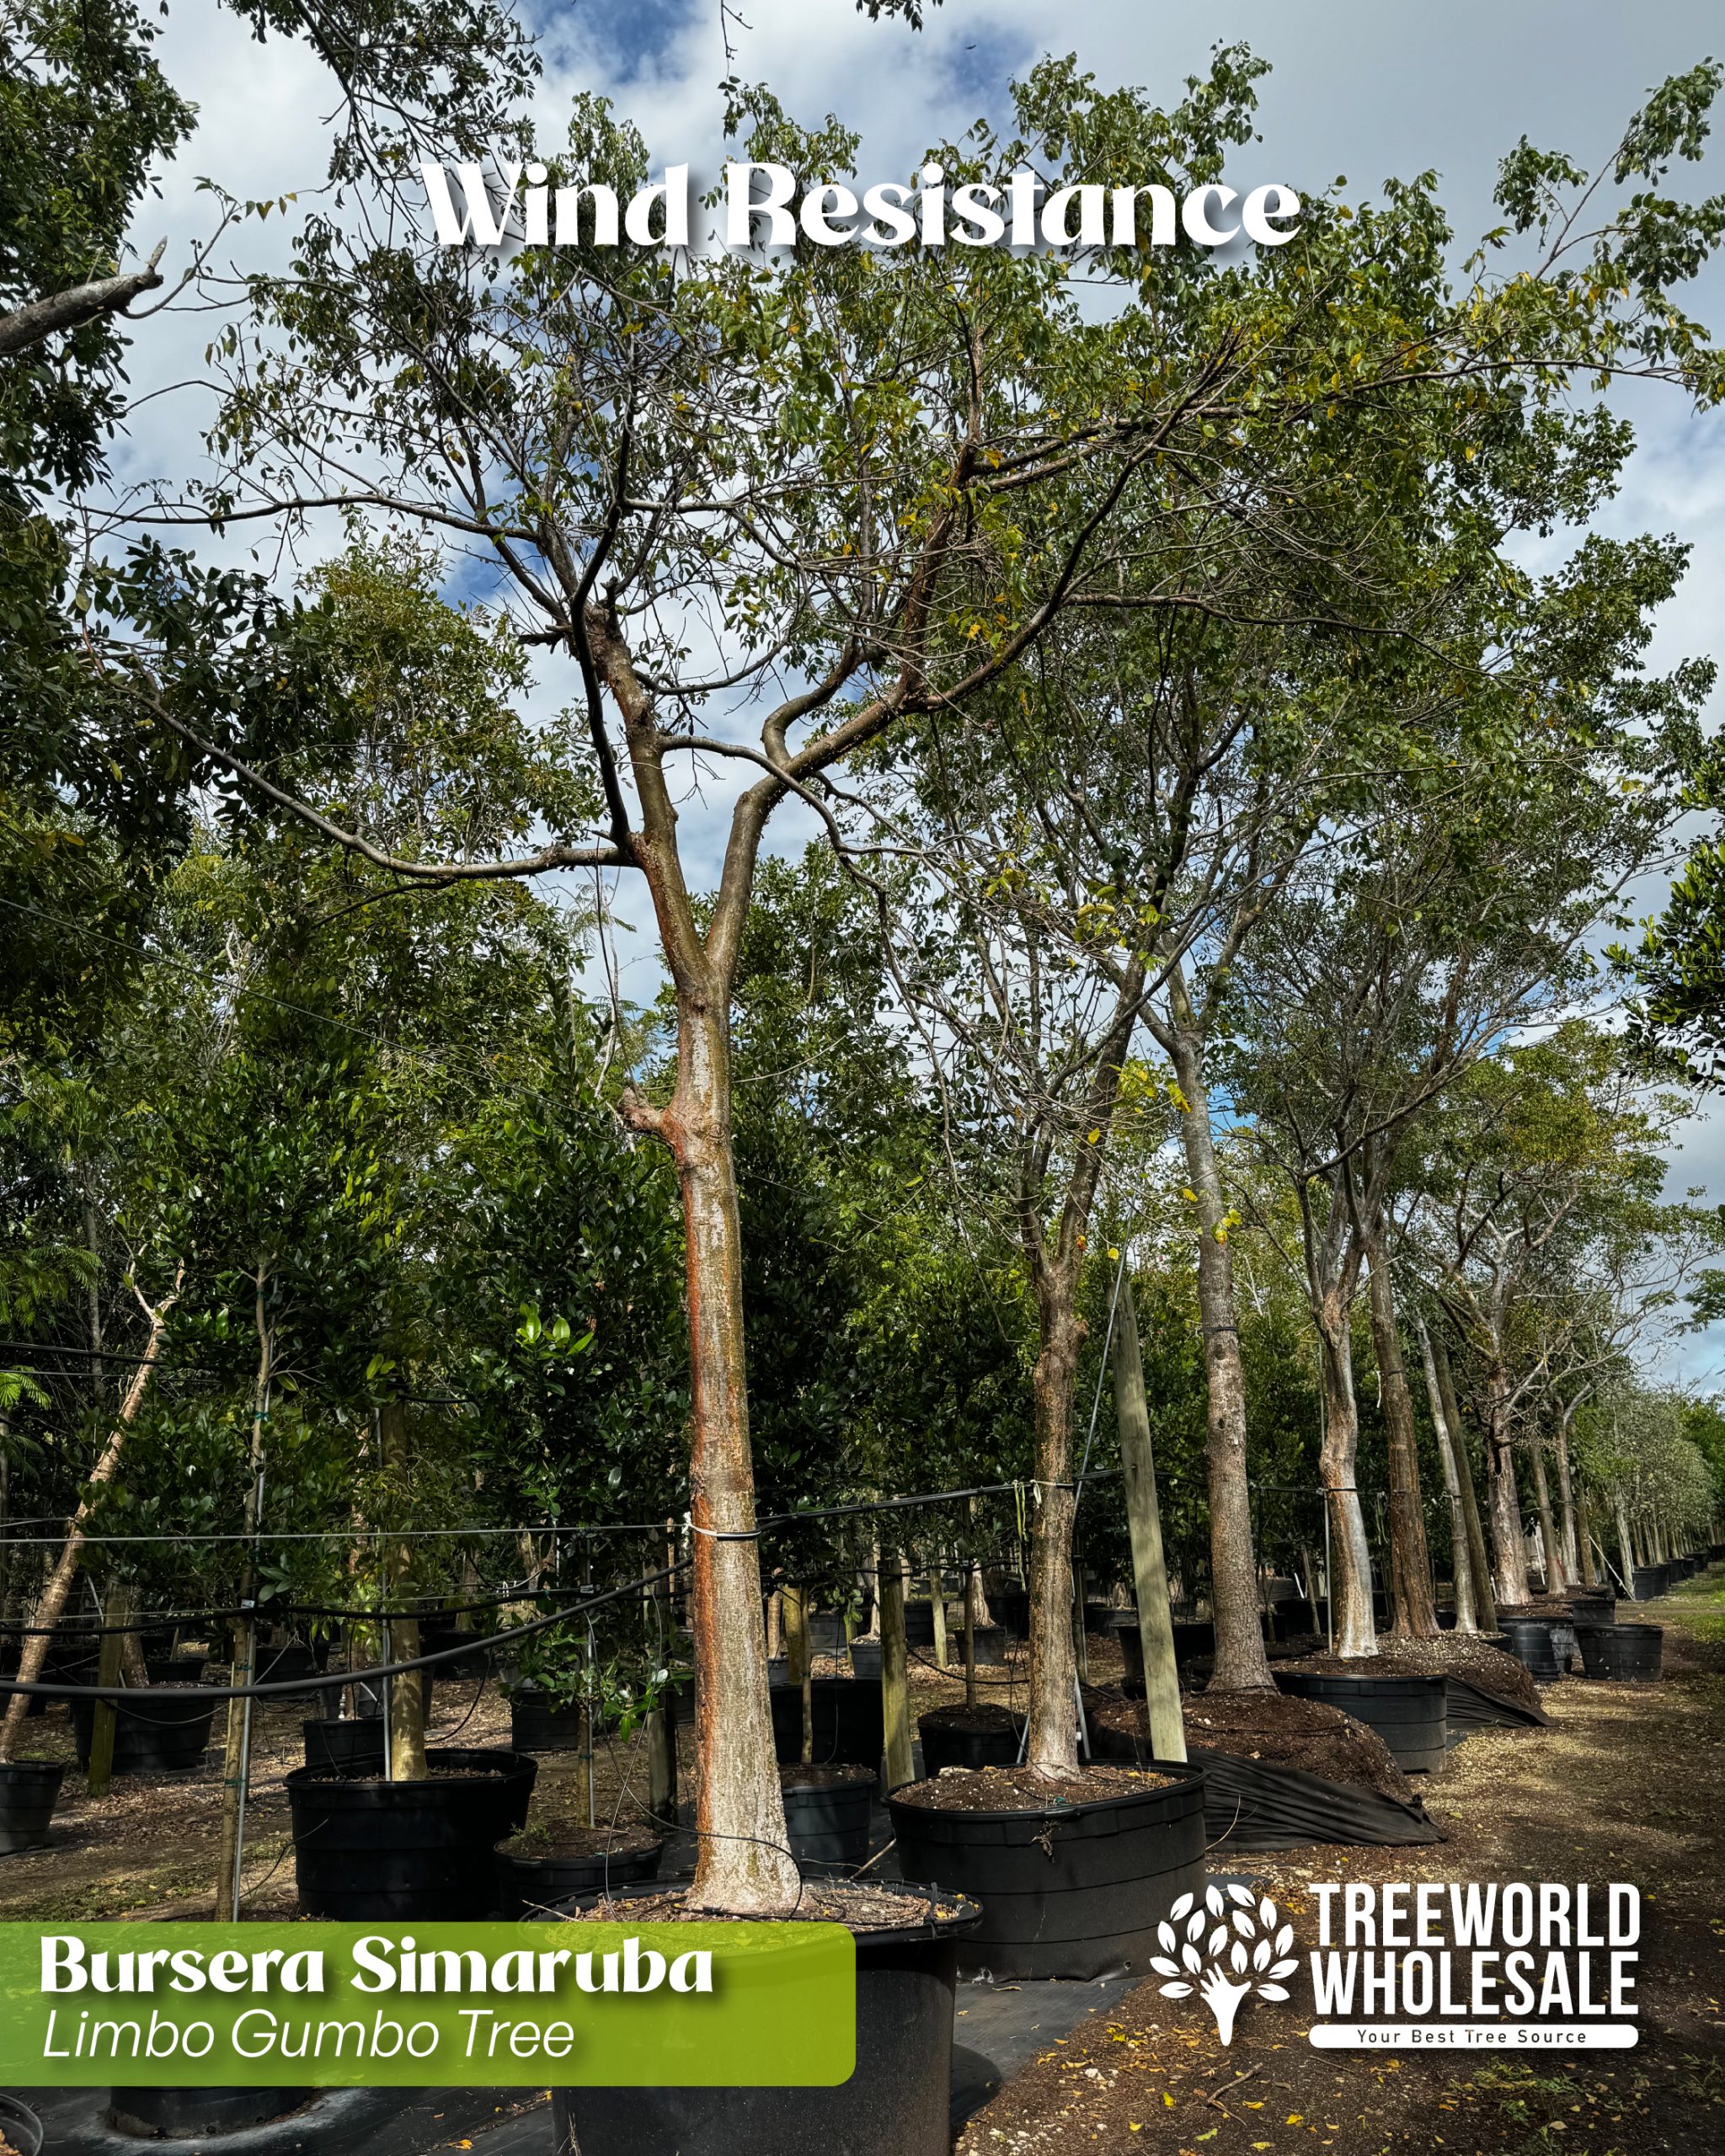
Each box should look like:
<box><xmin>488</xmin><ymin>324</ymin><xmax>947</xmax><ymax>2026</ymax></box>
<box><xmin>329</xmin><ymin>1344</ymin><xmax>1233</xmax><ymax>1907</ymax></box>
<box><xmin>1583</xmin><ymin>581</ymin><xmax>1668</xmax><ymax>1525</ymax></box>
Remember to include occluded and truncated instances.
<box><xmin>1351</xmin><ymin>1634</ymin><xmax>1546</xmax><ymax>1739</ymax></box>
<box><xmin>918</xmin><ymin>1702</ymin><xmax>1023</xmax><ymax>1774</ymax></box>
<box><xmin>0</xmin><ymin>1759</ymin><xmax>65</xmax><ymax>1854</ymax></box>
<box><xmin>780</xmin><ymin>1763</ymin><xmax>875</xmax><ymax>1868</ymax></box>
<box><xmin>889</xmin><ymin>1760</ymin><xmax>1205</xmax><ymax>1980</ymax></box>
<box><xmin>555</xmin><ymin>1881</ymin><xmax>979</xmax><ymax>2156</ymax></box>
<box><xmin>494</xmin><ymin>1823</ymin><xmax>666</xmax><ymax>1917</ymax></box>
<box><xmin>286</xmin><ymin>1748</ymin><xmax>537</xmax><ymax>1919</ymax></box>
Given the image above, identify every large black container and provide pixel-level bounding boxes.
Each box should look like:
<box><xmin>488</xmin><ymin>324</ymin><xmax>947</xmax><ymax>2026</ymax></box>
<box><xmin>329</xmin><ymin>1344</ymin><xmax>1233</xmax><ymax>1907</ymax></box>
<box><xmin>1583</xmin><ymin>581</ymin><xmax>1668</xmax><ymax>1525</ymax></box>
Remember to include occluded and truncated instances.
<box><xmin>889</xmin><ymin>1764</ymin><xmax>1206</xmax><ymax>1980</ymax></box>
<box><xmin>1632</xmin><ymin>1565</ymin><xmax>1669</xmax><ymax>1601</ymax></box>
<box><xmin>959</xmin><ymin>1622</ymin><xmax>1007</xmax><ymax>1668</ymax></box>
<box><xmin>771</xmin><ymin>1677</ymin><xmax>884</xmax><ymax>1769</ymax></box>
<box><xmin>902</xmin><ymin>1601</ymin><xmax>937</xmax><ymax>1649</ymax></box>
<box><xmin>510</xmin><ymin>1691</ymin><xmax>585</xmax><ymax>1753</ymax></box>
<box><xmin>1273</xmin><ymin>1670</ymin><xmax>1448</xmax><ymax>1773</ymax></box>
<box><xmin>1575</xmin><ymin>1622</ymin><xmax>1664</xmax><ymax>1683</ymax></box>
<box><xmin>286</xmin><ymin>1748</ymin><xmax>537</xmax><ymax>1919</ymax></box>
<box><xmin>1496</xmin><ymin>1619</ymin><xmax>1566</xmax><ymax>1681</ymax></box>
<box><xmin>71</xmin><ymin>1687</ymin><xmax>216</xmax><ymax>1774</ymax></box>
<box><xmin>107</xmin><ymin>2089</ymin><xmax>308</xmax><ymax>2137</ymax></box>
<box><xmin>807</xmin><ymin>1611</ymin><xmax>846</xmax><ymax>1655</ymax></box>
<box><xmin>554</xmin><ymin>1897</ymin><xmax>980</xmax><ymax>2156</ymax></box>
<box><xmin>1272</xmin><ymin>1599</ymin><xmax>1317</xmax><ymax>1641</ymax></box>
<box><xmin>0</xmin><ymin>1760</ymin><xmax>64</xmax><ymax>1854</ymax></box>
<box><xmin>302</xmin><ymin>1716</ymin><xmax>385</xmax><ymax>1771</ymax></box>
<box><xmin>918</xmin><ymin>1707</ymin><xmax>1023</xmax><ymax>1774</ymax></box>
<box><xmin>419</xmin><ymin>1626</ymin><xmax>492</xmax><ymax>1680</ymax></box>
<box><xmin>782</xmin><ymin>1769</ymin><xmax>874</xmax><ymax>1867</ymax></box>
<box><xmin>992</xmin><ymin>1590</ymin><xmax>1029</xmax><ymax>1640</ymax></box>
<box><xmin>847</xmin><ymin>1641</ymin><xmax>882</xmax><ymax>1680</ymax></box>
<box><xmin>1171</xmin><ymin>1620</ymin><xmax>1215</xmax><ymax>1665</ymax></box>
<box><xmin>495</xmin><ymin>1834</ymin><xmax>665</xmax><ymax>1919</ymax></box>
<box><xmin>144</xmin><ymin>1651</ymin><xmax>208</xmax><ymax>1687</ymax></box>
<box><xmin>0</xmin><ymin>2095</ymin><xmax>40</xmax><ymax>2156</ymax></box>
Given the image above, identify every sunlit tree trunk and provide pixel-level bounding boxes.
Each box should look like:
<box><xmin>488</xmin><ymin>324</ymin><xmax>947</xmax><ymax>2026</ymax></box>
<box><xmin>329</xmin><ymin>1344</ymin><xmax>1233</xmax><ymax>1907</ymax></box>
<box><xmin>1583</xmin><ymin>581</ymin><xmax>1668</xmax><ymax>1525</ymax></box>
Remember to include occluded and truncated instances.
<box><xmin>1417</xmin><ymin>1315</ymin><xmax>1476</xmax><ymax>1632</ymax></box>
<box><xmin>1430</xmin><ymin>1326</ymin><xmax>1496</xmax><ymax>1634</ymax></box>
<box><xmin>1316</xmin><ymin>1298</ymin><xmax>1376</xmax><ymax>1657</ymax></box>
<box><xmin>1530</xmin><ymin>1438</ymin><xmax>1565</xmax><ymax>1593</ymax></box>
<box><xmin>1484</xmin><ymin>1370</ymin><xmax>1532</xmax><ymax>1606</ymax></box>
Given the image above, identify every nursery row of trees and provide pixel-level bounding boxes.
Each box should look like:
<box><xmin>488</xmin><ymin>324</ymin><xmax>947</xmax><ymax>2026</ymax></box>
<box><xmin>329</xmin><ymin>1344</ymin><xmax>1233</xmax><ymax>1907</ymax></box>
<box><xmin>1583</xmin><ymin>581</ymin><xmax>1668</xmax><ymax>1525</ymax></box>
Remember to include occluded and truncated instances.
<box><xmin>6</xmin><ymin>0</ymin><xmax>1725</xmax><ymax>1908</ymax></box>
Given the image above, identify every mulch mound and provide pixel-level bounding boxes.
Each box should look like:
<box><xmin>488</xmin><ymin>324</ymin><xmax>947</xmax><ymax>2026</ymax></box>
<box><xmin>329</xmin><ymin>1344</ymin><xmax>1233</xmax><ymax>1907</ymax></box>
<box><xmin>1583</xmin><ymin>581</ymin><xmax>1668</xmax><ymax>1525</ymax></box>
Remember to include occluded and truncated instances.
<box><xmin>895</xmin><ymin>1762</ymin><xmax>1174</xmax><ymax>1812</ymax></box>
<box><xmin>920</xmin><ymin>1703</ymin><xmax>1019</xmax><ymax>1734</ymax></box>
<box><xmin>1093</xmin><ymin>1686</ymin><xmax>1416</xmax><ymax>1806</ymax></box>
<box><xmin>499</xmin><ymin>1822</ymin><xmax>660</xmax><ymax>1858</ymax></box>
<box><xmin>1364</xmin><ymin>1633</ymin><xmax>1542</xmax><ymax>1711</ymax></box>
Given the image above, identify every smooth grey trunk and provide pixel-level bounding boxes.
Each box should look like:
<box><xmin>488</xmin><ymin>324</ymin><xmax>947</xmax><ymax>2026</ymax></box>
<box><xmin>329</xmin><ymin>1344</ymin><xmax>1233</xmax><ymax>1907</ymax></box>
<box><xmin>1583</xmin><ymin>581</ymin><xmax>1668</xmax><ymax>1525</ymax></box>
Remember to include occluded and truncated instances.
<box><xmin>1167</xmin><ymin>1021</ymin><xmax>1274</xmax><ymax>1691</ymax></box>
<box><xmin>1431</xmin><ymin>1327</ymin><xmax>1497</xmax><ymax>1633</ymax></box>
<box><xmin>1111</xmin><ymin>1272</ymin><xmax>1186</xmax><ymax>1761</ymax></box>
<box><xmin>1316</xmin><ymin>1302</ymin><xmax>1376</xmax><ymax>1657</ymax></box>
<box><xmin>1530</xmin><ymin>1440</ymin><xmax>1564</xmax><ymax>1593</ymax></box>
<box><xmin>1367</xmin><ymin>1254</ymin><xmax>1437</xmax><ymax>1636</ymax></box>
<box><xmin>1417</xmin><ymin>1315</ymin><xmax>1477</xmax><ymax>1633</ymax></box>
<box><xmin>1554</xmin><ymin>1407</ymin><xmax>1582</xmax><ymax>1583</ymax></box>
<box><xmin>1484</xmin><ymin>1373</ymin><xmax>1532</xmax><ymax>1607</ymax></box>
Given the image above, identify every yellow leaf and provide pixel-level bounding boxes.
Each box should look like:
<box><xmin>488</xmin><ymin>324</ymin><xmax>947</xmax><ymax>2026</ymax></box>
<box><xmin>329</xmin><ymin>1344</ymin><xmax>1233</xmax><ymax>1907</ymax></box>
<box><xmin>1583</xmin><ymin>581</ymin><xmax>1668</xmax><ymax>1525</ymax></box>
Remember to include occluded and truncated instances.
<box><xmin>1164</xmin><ymin>2091</ymin><xmax>1177</xmax><ymax>2107</ymax></box>
<box><xmin>1087</xmin><ymin>1128</ymin><xmax>1101</xmax><ymax>1144</ymax></box>
<box><xmin>1182</xmin><ymin>1187</ymin><xmax>1198</xmax><ymax>1202</ymax></box>
<box><xmin>1288</xmin><ymin>2115</ymin><xmax>1304</xmax><ymax>2125</ymax></box>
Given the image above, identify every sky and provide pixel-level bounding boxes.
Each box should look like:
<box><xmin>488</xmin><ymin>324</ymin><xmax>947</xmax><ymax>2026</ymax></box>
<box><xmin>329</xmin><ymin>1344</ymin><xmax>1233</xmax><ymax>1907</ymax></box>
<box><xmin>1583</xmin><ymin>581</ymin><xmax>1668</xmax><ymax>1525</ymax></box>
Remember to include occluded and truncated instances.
<box><xmin>109</xmin><ymin>0</ymin><xmax>1725</xmax><ymax>1376</ymax></box>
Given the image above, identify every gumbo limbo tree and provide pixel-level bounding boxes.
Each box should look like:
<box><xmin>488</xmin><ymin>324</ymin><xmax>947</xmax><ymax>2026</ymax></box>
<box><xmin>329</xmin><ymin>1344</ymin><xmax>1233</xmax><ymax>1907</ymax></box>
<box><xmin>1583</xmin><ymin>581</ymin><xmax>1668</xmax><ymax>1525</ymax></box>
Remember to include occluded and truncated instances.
<box><xmin>111</xmin><ymin>53</ymin><xmax>1725</xmax><ymax>1910</ymax></box>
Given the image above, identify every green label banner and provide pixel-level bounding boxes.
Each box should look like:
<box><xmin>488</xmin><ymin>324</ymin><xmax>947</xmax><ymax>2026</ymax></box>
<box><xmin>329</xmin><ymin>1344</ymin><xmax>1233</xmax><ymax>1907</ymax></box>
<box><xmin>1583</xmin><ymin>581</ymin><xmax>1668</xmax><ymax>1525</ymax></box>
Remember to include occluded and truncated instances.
<box><xmin>0</xmin><ymin>1922</ymin><xmax>856</xmax><ymax>2086</ymax></box>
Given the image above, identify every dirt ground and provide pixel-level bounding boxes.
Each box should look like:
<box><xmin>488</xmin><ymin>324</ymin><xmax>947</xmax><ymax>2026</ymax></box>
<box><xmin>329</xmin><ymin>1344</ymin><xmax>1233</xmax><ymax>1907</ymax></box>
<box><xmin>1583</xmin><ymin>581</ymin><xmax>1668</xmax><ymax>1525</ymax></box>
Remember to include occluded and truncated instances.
<box><xmin>955</xmin><ymin>1577</ymin><xmax>1725</xmax><ymax>2156</ymax></box>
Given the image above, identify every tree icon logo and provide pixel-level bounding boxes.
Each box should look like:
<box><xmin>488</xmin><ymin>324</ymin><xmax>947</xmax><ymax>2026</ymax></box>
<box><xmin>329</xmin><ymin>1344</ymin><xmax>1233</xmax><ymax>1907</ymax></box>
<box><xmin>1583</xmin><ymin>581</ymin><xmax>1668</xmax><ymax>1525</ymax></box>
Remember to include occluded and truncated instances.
<box><xmin>1151</xmin><ymin>1884</ymin><xmax>1298</xmax><ymax>2045</ymax></box>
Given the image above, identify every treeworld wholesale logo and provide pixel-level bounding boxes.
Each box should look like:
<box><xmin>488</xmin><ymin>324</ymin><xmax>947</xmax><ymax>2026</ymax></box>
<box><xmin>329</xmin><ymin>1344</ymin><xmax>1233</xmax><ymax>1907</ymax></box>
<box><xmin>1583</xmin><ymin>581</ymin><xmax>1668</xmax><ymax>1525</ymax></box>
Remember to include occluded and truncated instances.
<box><xmin>1153</xmin><ymin>1882</ymin><xmax>1642</xmax><ymax>2053</ymax></box>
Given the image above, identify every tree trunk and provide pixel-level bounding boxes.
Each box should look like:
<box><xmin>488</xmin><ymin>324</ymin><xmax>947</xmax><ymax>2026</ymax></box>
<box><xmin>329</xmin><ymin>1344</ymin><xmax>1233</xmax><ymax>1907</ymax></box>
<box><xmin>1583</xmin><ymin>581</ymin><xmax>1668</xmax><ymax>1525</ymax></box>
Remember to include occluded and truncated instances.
<box><xmin>1367</xmin><ymin>1253</ymin><xmax>1436</xmax><ymax>1637</ymax></box>
<box><xmin>1111</xmin><ymin>1273</ymin><xmax>1186</xmax><ymax>1762</ymax></box>
<box><xmin>0</xmin><ymin>1268</ymin><xmax>180</xmax><ymax>1763</ymax></box>
<box><xmin>1575</xmin><ymin>1486</ymin><xmax>1598</xmax><ymax>1588</ymax></box>
<box><xmin>880</xmin><ymin>1552</ymin><xmax>913</xmax><ymax>1791</ymax></box>
<box><xmin>216</xmin><ymin>1284</ymin><xmax>270</xmax><ymax>1913</ymax></box>
<box><xmin>1483</xmin><ymin>1371</ymin><xmax>1532</xmax><ymax>1607</ymax></box>
<box><xmin>1416</xmin><ymin>1315</ymin><xmax>1476</xmax><ymax>1633</ymax></box>
<box><xmin>929</xmin><ymin>1570</ymin><xmax>948</xmax><ymax>1672</ymax></box>
<box><xmin>1430</xmin><ymin>1326</ymin><xmax>1496</xmax><ymax>1634</ymax></box>
<box><xmin>1554</xmin><ymin>1408</ymin><xmax>1582</xmax><ymax>1584</ymax></box>
<box><xmin>1024</xmin><ymin>1283</ymin><xmax>1082</xmax><ymax>1772</ymax></box>
<box><xmin>1530</xmin><ymin>1440</ymin><xmax>1564</xmax><ymax>1594</ymax></box>
<box><xmin>656</xmin><ymin>992</ymin><xmax>796</xmax><ymax>1913</ymax></box>
<box><xmin>1316</xmin><ymin>1299</ymin><xmax>1375</xmax><ymax>1657</ymax></box>
<box><xmin>378</xmin><ymin>1402</ymin><xmax>426</xmax><ymax>1782</ymax></box>
<box><xmin>1168</xmin><ymin>1030</ymin><xmax>1273</xmax><ymax>1691</ymax></box>
<box><xmin>1614</xmin><ymin>1492</ymin><xmax>1636</xmax><ymax>1594</ymax></box>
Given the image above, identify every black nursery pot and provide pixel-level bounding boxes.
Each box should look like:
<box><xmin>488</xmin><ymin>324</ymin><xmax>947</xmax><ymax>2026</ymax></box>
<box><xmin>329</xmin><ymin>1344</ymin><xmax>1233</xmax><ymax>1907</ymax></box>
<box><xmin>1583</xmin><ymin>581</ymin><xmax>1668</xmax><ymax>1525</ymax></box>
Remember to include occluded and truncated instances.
<box><xmin>889</xmin><ymin>1762</ymin><xmax>1206</xmax><ymax>1981</ymax></box>
<box><xmin>771</xmin><ymin>1677</ymin><xmax>884</xmax><ymax>1769</ymax></box>
<box><xmin>781</xmin><ymin>1768</ymin><xmax>875</xmax><ymax>1867</ymax></box>
<box><xmin>0</xmin><ymin>2095</ymin><xmax>44</xmax><ymax>2156</ymax></box>
<box><xmin>302</xmin><ymin>1716</ymin><xmax>385</xmax><ymax>1772</ymax></box>
<box><xmin>992</xmin><ymin>1589</ymin><xmax>1030</xmax><ymax>1640</ymax></box>
<box><xmin>107</xmin><ymin>2089</ymin><xmax>309</xmax><ymax>2138</ymax></box>
<box><xmin>1575</xmin><ymin>1622</ymin><xmax>1664</xmax><ymax>1683</ymax></box>
<box><xmin>1496</xmin><ymin>1618</ymin><xmax>1567</xmax><ymax>1682</ymax></box>
<box><xmin>286</xmin><ymin>1748</ymin><xmax>537</xmax><ymax>1919</ymax></box>
<box><xmin>1272</xmin><ymin>1598</ymin><xmax>1316</xmax><ymax>1641</ymax></box>
<box><xmin>918</xmin><ymin>1706</ymin><xmax>1023</xmax><ymax>1774</ymax></box>
<box><xmin>0</xmin><ymin>1760</ymin><xmax>65</xmax><ymax>1854</ymax></box>
<box><xmin>71</xmin><ymin>1687</ymin><xmax>216</xmax><ymax>1774</ymax></box>
<box><xmin>1274</xmin><ymin>1670</ymin><xmax>1448</xmax><ymax>1772</ymax></box>
<box><xmin>494</xmin><ymin>1833</ymin><xmax>665</xmax><ymax>1919</ymax></box>
<box><xmin>902</xmin><ymin>1601</ymin><xmax>937</xmax><ymax>1648</ymax></box>
<box><xmin>807</xmin><ymin>1610</ymin><xmax>847</xmax><ymax>1655</ymax></box>
<box><xmin>847</xmin><ymin>1641</ymin><xmax>882</xmax><ymax>1680</ymax></box>
<box><xmin>553</xmin><ymin>1893</ymin><xmax>980</xmax><ymax>2156</ymax></box>
<box><xmin>1632</xmin><ymin>1565</ymin><xmax>1669</xmax><ymax>1601</ymax></box>
<box><xmin>510</xmin><ymin>1691</ymin><xmax>586</xmax><ymax>1753</ymax></box>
